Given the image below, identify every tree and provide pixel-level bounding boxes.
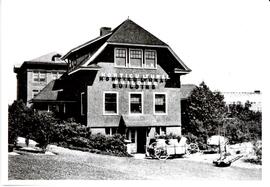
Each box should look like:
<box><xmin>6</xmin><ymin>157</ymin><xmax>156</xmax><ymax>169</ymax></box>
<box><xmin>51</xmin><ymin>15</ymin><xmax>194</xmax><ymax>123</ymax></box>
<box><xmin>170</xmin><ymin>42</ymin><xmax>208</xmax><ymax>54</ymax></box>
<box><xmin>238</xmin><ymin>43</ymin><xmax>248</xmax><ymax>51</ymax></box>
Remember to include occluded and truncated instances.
<box><xmin>181</xmin><ymin>82</ymin><xmax>227</xmax><ymax>148</ymax></box>
<box><xmin>8</xmin><ymin>100</ymin><xmax>57</xmax><ymax>150</ymax></box>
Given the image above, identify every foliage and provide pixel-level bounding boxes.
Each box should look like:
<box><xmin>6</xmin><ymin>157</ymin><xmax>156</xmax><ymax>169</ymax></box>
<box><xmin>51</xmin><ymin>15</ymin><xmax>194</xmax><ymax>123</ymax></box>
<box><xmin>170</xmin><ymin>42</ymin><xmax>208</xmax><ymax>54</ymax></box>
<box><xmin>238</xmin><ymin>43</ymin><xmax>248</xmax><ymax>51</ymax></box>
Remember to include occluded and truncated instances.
<box><xmin>181</xmin><ymin>82</ymin><xmax>262</xmax><ymax>150</ymax></box>
<box><xmin>8</xmin><ymin>100</ymin><xmax>33</xmax><ymax>145</ymax></box>
<box><xmin>226</xmin><ymin>102</ymin><xmax>262</xmax><ymax>143</ymax></box>
<box><xmin>181</xmin><ymin>82</ymin><xmax>227</xmax><ymax>149</ymax></box>
<box><xmin>8</xmin><ymin>100</ymin><xmax>57</xmax><ymax>150</ymax></box>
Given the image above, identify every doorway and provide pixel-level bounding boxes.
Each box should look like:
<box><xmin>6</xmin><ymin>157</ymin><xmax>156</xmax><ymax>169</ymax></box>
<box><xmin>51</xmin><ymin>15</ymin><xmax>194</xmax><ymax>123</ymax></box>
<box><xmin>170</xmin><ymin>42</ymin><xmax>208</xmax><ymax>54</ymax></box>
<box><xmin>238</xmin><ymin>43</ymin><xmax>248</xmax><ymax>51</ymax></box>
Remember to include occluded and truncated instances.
<box><xmin>137</xmin><ymin>128</ymin><xmax>147</xmax><ymax>153</ymax></box>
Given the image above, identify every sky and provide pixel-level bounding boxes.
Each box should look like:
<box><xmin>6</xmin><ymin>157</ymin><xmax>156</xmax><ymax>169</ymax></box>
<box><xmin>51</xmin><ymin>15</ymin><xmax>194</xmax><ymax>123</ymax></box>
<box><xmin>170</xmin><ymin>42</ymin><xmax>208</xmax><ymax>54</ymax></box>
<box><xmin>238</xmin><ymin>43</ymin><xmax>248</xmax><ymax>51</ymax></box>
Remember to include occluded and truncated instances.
<box><xmin>1</xmin><ymin>0</ymin><xmax>269</xmax><ymax>105</ymax></box>
<box><xmin>1</xmin><ymin>0</ymin><xmax>270</xmax><ymax>183</ymax></box>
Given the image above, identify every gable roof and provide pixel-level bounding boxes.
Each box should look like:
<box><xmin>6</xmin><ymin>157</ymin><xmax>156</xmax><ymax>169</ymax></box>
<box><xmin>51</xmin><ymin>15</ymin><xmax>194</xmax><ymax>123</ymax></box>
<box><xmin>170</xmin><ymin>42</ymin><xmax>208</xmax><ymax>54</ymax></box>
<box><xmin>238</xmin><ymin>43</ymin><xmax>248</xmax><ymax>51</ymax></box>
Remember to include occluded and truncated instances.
<box><xmin>62</xmin><ymin>19</ymin><xmax>191</xmax><ymax>74</ymax></box>
<box><xmin>107</xmin><ymin>19</ymin><xmax>167</xmax><ymax>46</ymax></box>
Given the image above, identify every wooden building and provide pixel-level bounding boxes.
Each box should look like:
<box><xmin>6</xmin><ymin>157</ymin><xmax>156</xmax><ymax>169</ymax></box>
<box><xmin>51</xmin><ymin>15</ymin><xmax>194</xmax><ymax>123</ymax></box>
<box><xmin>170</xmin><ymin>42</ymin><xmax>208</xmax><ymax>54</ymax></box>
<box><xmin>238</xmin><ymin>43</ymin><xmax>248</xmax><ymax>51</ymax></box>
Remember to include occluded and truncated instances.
<box><xmin>30</xmin><ymin>19</ymin><xmax>191</xmax><ymax>153</ymax></box>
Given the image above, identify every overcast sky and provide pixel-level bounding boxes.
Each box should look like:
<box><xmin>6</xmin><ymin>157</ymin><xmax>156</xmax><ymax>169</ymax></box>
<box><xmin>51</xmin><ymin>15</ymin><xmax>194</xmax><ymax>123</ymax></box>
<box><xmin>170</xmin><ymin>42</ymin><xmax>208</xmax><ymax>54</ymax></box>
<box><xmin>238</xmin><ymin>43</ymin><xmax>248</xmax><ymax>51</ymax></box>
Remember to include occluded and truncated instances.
<box><xmin>1</xmin><ymin>0</ymin><xmax>269</xmax><ymax>105</ymax></box>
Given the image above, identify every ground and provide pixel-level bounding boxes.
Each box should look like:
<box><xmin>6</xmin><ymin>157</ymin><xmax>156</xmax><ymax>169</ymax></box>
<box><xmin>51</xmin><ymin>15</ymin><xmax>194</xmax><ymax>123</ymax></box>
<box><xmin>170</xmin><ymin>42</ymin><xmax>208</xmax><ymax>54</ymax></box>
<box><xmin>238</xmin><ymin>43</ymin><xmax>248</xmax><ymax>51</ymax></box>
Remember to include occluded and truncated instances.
<box><xmin>8</xmin><ymin>145</ymin><xmax>262</xmax><ymax>180</ymax></box>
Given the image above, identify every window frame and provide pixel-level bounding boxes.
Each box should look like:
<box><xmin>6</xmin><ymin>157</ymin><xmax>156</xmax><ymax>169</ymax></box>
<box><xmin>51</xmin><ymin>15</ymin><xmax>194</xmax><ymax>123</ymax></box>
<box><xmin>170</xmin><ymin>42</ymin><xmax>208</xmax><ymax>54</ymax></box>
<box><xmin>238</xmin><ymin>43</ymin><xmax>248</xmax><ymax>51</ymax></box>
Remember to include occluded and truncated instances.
<box><xmin>153</xmin><ymin>92</ymin><xmax>167</xmax><ymax>115</ymax></box>
<box><xmin>114</xmin><ymin>48</ymin><xmax>127</xmax><ymax>68</ymax></box>
<box><xmin>32</xmin><ymin>89</ymin><xmax>39</xmax><ymax>98</ymax></box>
<box><xmin>144</xmin><ymin>49</ymin><xmax>157</xmax><ymax>69</ymax></box>
<box><xmin>129</xmin><ymin>92</ymin><xmax>143</xmax><ymax>115</ymax></box>
<box><xmin>128</xmin><ymin>48</ymin><xmax>143</xmax><ymax>68</ymax></box>
<box><xmin>33</xmin><ymin>71</ymin><xmax>46</xmax><ymax>83</ymax></box>
<box><xmin>103</xmin><ymin>91</ymin><xmax>119</xmax><ymax>115</ymax></box>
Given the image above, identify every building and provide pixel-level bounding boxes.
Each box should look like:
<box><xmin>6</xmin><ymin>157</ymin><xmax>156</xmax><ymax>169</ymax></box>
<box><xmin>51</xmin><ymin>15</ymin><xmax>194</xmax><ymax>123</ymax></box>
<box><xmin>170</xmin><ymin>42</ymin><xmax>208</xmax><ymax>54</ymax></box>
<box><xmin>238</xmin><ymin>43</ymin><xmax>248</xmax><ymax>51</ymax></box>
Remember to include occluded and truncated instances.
<box><xmin>13</xmin><ymin>52</ymin><xmax>67</xmax><ymax>106</ymax></box>
<box><xmin>222</xmin><ymin>91</ymin><xmax>262</xmax><ymax>112</ymax></box>
<box><xmin>29</xmin><ymin>19</ymin><xmax>191</xmax><ymax>153</ymax></box>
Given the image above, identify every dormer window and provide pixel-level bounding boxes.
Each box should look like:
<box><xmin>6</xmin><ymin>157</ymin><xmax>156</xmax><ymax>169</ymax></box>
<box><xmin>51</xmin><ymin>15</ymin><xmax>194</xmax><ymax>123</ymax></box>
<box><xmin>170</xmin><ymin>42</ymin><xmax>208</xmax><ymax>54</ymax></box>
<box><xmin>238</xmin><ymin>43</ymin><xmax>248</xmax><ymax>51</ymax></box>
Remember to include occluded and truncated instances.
<box><xmin>129</xmin><ymin>49</ymin><xmax>143</xmax><ymax>68</ymax></box>
<box><xmin>115</xmin><ymin>48</ymin><xmax>127</xmax><ymax>67</ymax></box>
<box><xmin>145</xmin><ymin>50</ymin><xmax>156</xmax><ymax>69</ymax></box>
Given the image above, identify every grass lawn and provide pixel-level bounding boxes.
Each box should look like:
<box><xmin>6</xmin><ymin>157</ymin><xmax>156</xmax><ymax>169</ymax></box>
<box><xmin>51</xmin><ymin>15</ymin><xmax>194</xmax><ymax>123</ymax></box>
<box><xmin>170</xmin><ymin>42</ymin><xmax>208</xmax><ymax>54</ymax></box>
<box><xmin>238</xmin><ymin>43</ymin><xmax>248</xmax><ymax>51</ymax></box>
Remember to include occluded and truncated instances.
<box><xmin>8</xmin><ymin>145</ymin><xmax>262</xmax><ymax>180</ymax></box>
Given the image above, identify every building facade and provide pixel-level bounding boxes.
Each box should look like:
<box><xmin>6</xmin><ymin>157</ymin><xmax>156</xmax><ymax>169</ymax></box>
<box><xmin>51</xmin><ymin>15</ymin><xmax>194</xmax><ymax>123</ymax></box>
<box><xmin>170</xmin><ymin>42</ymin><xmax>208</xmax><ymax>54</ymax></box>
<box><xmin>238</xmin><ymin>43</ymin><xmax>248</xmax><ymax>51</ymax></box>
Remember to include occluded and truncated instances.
<box><xmin>29</xmin><ymin>19</ymin><xmax>191</xmax><ymax>153</ymax></box>
<box><xmin>222</xmin><ymin>91</ymin><xmax>262</xmax><ymax>112</ymax></box>
<box><xmin>14</xmin><ymin>52</ymin><xmax>67</xmax><ymax>106</ymax></box>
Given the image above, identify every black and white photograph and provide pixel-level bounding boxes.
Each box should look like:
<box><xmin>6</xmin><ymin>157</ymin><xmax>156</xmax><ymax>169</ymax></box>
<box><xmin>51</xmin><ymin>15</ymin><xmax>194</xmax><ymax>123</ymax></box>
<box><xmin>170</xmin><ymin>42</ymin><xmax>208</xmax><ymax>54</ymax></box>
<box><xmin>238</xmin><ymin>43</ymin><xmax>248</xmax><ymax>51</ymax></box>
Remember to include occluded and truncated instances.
<box><xmin>0</xmin><ymin>0</ymin><xmax>269</xmax><ymax>184</ymax></box>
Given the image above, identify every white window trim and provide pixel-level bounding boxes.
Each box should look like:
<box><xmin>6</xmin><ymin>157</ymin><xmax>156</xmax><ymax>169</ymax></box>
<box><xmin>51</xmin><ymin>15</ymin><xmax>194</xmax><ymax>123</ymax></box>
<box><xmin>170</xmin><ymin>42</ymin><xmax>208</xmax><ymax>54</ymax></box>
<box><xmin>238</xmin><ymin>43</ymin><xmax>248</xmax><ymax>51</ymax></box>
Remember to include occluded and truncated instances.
<box><xmin>144</xmin><ymin>49</ymin><xmax>157</xmax><ymax>69</ymax></box>
<box><xmin>103</xmin><ymin>91</ymin><xmax>119</xmax><ymax>115</ymax></box>
<box><xmin>129</xmin><ymin>92</ymin><xmax>144</xmax><ymax>115</ymax></box>
<box><xmin>128</xmin><ymin>48</ymin><xmax>143</xmax><ymax>69</ymax></box>
<box><xmin>114</xmin><ymin>48</ymin><xmax>127</xmax><ymax>68</ymax></box>
<box><xmin>81</xmin><ymin>92</ymin><xmax>85</xmax><ymax>116</ymax></box>
<box><xmin>153</xmin><ymin>92</ymin><xmax>167</xmax><ymax>115</ymax></box>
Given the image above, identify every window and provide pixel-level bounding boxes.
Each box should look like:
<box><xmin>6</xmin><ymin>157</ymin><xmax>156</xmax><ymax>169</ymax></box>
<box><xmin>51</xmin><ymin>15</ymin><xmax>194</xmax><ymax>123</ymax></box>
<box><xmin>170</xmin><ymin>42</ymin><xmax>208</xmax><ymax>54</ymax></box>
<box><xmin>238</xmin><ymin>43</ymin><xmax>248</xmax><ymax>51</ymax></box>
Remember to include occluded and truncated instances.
<box><xmin>155</xmin><ymin>127</ymin><xmax>166</xmax><ymax>135</ymax></box>
<box><xmin>58</xmin><ymin>72</ymin><xmax>64</xmax><ymax>78</ymax></box>
<box><xmin>32</xmin><ymin>90</ymin><xmax>39</xmax><ymax>98</ymax></box>
<box><xmin>129</xmin><ymin>49</ymin><xmax>143</xmax><ymax>68</ymax></box>
<box><xmin>33</xmin><ymin>72</ymin><xmax>39</xmax><ymax>82</ymax></box>
<box><xmin>104</xmin><ymin>92</ymin><xmax>118</xmax><ymax>115</ymax></box>
<box><xmin>130</xmin><ymin>129</ymin><xmax>136</xmax><ymax>143</ymax></box>
<box><xmin>105</xmin><ymin>127</ymin><xmax>117</xmax><ymax>135</ymax></box>
<box><xmin>52</xmin><ymin>72</ymin><xmax>58</xmax><ymax>80</ymax></box>
<box><xmin>81</xmin><ymin>92</ymin><xmax>86</xmax><ymax>116</ymax></box>
<box><xmin>52</xmin><ymin>72</ymin><xmax>64</xmax><ymax>80</ymax></box>
<box><xmin>130</xmin><ymin>93</ymin><xmax>143</xmax><ymax>114</ymax></box>
<box><xmin>145</xmin><ymin>50</ymin><xmax>156</xmax><ymax>68</ymax></box>
<box><xmin>39</xmin><ymin>72</ymin><xmax>46</xmax><ymax>82</ymax></box>
<box><xmin>115</xmin><ymin>48</ymin><xmax>127</xmax><ymax>67</ymax></box>
<box><xmin>33</xmin><ymin>71</ymin><xmax>46</xmax><ymax>82</ymax></box>
<box><xmin>154</xmin><ymin>93</ymin><xmax>166</xmax><ymax>114</ymax></box>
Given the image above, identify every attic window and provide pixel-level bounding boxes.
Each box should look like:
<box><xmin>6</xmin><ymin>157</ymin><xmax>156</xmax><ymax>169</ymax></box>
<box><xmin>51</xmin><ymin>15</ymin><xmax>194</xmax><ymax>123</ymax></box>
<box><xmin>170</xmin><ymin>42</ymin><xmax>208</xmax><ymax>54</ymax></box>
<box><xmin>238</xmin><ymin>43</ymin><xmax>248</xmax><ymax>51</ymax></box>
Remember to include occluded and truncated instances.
<box><xmin>115</xmin><ymin>48</ymin><xmax>127</xmax><ymax>67</ymax></box>
<box><xmin>129</xmin><ymin>49</ymin><xmax>143</xmax><ymax>68</ymax></box>
<box><xmin>145</xmin><ymin>50</ymin><xmax>156</xmax><ymax>69</ymax></box>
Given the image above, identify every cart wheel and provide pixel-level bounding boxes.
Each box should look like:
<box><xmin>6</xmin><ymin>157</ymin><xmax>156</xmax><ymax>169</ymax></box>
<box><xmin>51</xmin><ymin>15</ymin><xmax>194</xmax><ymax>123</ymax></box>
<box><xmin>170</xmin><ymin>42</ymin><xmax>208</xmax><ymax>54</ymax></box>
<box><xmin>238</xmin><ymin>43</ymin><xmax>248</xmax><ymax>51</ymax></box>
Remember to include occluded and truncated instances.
<box><xmin>155</xmin><ymin>148</ymin><xmax>168</xmax><ymax>160</ymax></box>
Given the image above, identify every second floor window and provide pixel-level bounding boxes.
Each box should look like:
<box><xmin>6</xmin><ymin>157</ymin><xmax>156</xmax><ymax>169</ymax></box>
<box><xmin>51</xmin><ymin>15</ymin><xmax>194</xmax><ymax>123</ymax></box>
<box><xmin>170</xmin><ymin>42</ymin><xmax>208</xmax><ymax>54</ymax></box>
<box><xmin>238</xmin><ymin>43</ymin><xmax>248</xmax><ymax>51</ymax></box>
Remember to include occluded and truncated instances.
<box><xmin>115</xmin><ymin>48</ymin><xmax>127</xmax><ymax>67</ymax></box>
<box><xmin>129</xmin><ymin>49</ymin><xmax>143</xmax><ymax>68</ymax></box>
<box><xmin>145</xmin><ymin>50</ymin><xmax>156</xmax><ymax>68</ymax></box>
<box><xmin>33</xmin><ymin>71</ymin><xmax>46</xmax><ymax>83</ymax></box>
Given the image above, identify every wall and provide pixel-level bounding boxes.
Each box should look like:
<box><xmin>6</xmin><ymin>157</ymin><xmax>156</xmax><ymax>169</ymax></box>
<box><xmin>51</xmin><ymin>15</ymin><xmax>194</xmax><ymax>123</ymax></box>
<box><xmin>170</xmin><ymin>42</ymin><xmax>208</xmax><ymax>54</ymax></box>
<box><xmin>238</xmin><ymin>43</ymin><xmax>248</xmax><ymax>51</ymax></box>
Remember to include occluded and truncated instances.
<box><xmin>87</xmin><ymin>62</ymin><xmax>181</xmax><ymax>128</ymax></box>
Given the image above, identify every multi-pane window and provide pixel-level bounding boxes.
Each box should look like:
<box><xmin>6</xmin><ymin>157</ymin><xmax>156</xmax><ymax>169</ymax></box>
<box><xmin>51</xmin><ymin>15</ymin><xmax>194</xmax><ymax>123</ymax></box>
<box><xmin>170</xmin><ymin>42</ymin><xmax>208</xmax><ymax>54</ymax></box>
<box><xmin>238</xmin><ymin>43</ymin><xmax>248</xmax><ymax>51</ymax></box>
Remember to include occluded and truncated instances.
<box><xmin>130</xmin><ymin>93</ymin><xmax>142</xmax><ymax>114</ymax></box>
<box><xmin>129</xmin><ymin>49</ymin><xmax>143</xmax><ymax>68</ymax></box>
<box><xmin>154</xmin><ymin>93</ymin><xmax>166</xmax><ymax>114</ymax></box>
<box><xmin>104</xmin><ymin>92</ymin><xmax>118</xmax><ymax>114</ymax></box>
<box><xmin>115</xmin><ymin>48</ymin><xmax>127</xmax><ymax>67</ymax></box>
<box><xmin>33</xmin><ymin>71</ymin><xmax>46</xmax><ymax>82</ymax></box>
<box><xmin>145</xmin><ymin>50</ymin><xmax>156</xmax><ymax>68</ymax></box>
<box><xmin>39</xmin><ymin>72</ymin><xmax>46</xmax><ymax>82</ymax></box>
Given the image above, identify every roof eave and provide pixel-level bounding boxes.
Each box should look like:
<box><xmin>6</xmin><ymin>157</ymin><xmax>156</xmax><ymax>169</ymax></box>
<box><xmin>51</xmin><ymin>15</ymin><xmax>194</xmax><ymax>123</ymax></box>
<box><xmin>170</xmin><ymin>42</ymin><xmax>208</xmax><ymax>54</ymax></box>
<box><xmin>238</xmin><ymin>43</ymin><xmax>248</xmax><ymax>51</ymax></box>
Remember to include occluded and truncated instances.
<box><xmin>62</xmin><ymin>32</ymin><xmax>112</xmax><ymax>60</ymax></box>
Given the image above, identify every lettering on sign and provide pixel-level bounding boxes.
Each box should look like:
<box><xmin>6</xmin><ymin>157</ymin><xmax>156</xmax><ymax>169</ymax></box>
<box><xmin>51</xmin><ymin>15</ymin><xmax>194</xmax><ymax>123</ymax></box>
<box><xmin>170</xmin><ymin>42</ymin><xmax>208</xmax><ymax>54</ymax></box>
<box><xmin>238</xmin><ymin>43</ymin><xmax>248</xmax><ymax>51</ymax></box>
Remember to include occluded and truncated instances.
<box><xmin>99</xmin><ymin>73</ymin><xmax>169</xmax><ymax>89</ymax></box>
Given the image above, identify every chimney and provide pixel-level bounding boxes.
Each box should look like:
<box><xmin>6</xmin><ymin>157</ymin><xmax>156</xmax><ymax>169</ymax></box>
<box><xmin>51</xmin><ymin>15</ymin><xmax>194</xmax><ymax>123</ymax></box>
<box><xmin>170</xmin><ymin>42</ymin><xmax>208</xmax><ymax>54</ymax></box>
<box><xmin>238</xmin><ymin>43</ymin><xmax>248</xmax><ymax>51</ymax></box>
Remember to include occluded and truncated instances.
<box><xmin>100</xmin><ymin>27</ymin><xmax>111</xmax><ymax>36</ymax></box>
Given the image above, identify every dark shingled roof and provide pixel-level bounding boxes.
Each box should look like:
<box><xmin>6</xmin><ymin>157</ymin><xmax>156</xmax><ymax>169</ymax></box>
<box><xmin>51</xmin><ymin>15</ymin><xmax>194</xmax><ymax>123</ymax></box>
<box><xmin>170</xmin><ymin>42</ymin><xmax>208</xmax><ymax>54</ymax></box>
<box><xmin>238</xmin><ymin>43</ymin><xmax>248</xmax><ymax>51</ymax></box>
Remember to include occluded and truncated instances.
<box><xmin>180</xmin><ymin>84</ymin><xmax>197</xmax><ymax>99</ymax></box>
<box><xmin>107</xmin><ymin>19</ymin><xmax>167</xmax><ymax>46</ymax></box>
<box><xmin>63</xmin><ymin>19</ymin><xmax>168</xmax><ymax>59</ymax></box>
<box><xmin>31</xmin><ymin>79</ymin><xmax>75</xmax><ymax>102</ymax></box>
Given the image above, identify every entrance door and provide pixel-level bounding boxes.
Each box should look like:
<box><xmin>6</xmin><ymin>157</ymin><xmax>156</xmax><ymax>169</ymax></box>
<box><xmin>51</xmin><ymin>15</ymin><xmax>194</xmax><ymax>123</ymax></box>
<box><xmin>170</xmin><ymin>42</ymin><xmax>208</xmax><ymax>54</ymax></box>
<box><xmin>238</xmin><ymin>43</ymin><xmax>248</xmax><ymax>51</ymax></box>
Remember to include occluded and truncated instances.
<box><xmin>137</xmin><ymin>128</ymin><xmax>147</xmax><ymax>153</ymax></box>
